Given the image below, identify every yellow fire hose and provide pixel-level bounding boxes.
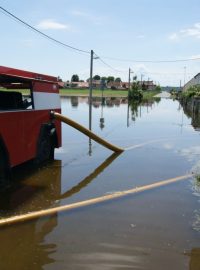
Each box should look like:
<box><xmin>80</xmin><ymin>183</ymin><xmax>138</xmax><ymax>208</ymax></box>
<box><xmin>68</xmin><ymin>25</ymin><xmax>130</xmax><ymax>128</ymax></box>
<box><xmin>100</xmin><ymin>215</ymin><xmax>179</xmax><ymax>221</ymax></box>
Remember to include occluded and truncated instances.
<box><xmin>51</xmin><ymin>111</ymin><xmax>124</xmax><ymax>153</ymax></box>
<box><xmin>0</xmin><ymin>173</ymin><xmax>192</xmax><ymax>226</ymax></box>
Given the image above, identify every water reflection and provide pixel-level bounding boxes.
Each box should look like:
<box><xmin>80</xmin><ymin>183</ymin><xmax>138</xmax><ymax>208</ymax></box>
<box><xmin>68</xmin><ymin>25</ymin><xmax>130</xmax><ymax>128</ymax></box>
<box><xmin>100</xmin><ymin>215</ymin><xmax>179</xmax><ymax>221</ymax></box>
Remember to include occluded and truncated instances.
<box><xmin>181</xmin><ymin>99</ymin><xmax>200</xmax><ymax>131</ymax></box>
<box><xmin>0</xmin><ymin>151</ymin><xmax>120</xmax><ymax>216</ymax></box>
<box><xmin>0</xmin><ymin>214</ymin><xmax>57</xmax><ymax>270</ymax></box>
<box><xmin>100</xmin><ymin>97</ymin><xmax>105</xmax><ymax>130</ymax></box>
<box><xmin>129</xmin><ymin>97</ymin><xmax>161</xmax><ymax>123</ymax></box>
<box><xmin>0</xmin><ymin>160</ymin><xmax>62</xmax><ymax>215</ymax></box>
<box><xmin>70</xmin><ymin>96</ymin><xmax>79</xmax><ymax>107</ymax></box>
<box><xmin>0</xmin><ymin>161</ymin><xmax>61</xmax><ymax>270</ymax></box>
<box><xmin>60</xmin><ymin>152</ymin><xmax>120</xmax><ymax>200</ymax></box>
<box><xmin>0</xmin><ymin>152</ymin><xmax>121</xmax><ymax>269</ymax></box>
<box><xmin>66</xmin><ymin>96</ymin><xmax>128</xmax><ymax>109</ymax></box>
<box><xmin>189</xmin><ymin>248</ymin><xmax>200</xmax><ymax>270</ymax></box>
<box><xmin>68</xmin><ymin>96</ymin><xmax>162</xmax><ymax>130</ymax></box>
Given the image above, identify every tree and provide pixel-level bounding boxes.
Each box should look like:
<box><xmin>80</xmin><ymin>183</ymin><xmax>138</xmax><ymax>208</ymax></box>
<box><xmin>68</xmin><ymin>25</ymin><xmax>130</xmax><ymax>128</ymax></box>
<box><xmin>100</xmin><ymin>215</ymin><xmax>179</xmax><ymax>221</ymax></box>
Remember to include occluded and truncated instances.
<box><xmin>101</xmin><ymin>76</ymin><xmax>107</xmax><ymax>81</ymax></box>
<box><xmin>93</xmin><ymin>75</ymin><xmax>101</xmax><ymax>80</ymax></box>
<box><xmin>115</xmin><ymin>77</ymin><xmax>121</xmax><ymax>82</ymax></box>
<box><xmin>57</xmin><ymin>76</ymin><xmax>63</xmax><ymax>82</ymax></box>
<box><xmin>155</xmin><ymin>85</ymin><xmax>161</xmax><ymax>92</ymax></box>
<box><xmin>71</xmin><ymin>74</ymin><xmax>79</xmax><ymax>82</ymax></box>
<box><xmin>128</xmin><ymin>81</ymin><xmax>143</xmax><ymax>101</ymax></box>
<box><xmin>107</xmin><ymin>76</ymin><xmax>115</xmax><ymax>83</ymax></box>
<box><xmin>142</xmin><ymin>83</ymin><xmax>147</xmax><ymax>91</ymax></box>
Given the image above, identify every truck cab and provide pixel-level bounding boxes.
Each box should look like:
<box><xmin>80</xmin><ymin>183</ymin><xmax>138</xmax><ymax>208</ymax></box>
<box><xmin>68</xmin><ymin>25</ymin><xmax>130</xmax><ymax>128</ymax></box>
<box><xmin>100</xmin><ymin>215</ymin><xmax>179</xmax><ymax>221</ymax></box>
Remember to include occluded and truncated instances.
<box><xmin>0</xmin><ymin>66</ymin><xmax>62</xmax><ymax>189</ymax></box>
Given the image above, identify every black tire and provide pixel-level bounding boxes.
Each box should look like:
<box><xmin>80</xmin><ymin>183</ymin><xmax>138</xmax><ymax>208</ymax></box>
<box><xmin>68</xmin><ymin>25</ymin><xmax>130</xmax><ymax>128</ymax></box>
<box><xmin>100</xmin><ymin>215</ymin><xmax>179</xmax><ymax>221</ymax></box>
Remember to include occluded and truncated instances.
<box><xmin>35</xmin><ymin>124</ymin><xmax>56</xmax><ymax>165</ymax></box>
<box><xmin>0</xmin><ymin>148</ymin><xmax>11</xmax><ymax>190</ymax></box>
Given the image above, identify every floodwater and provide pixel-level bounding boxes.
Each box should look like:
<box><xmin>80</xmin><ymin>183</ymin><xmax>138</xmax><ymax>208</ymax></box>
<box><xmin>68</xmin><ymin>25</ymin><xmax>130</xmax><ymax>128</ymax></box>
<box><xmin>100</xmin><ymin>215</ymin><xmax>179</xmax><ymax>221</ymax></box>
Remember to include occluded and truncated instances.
<box><xmin>0</xmin><ymin>95</ymin><xmax>200</xmax><ymax>270</ymax></box>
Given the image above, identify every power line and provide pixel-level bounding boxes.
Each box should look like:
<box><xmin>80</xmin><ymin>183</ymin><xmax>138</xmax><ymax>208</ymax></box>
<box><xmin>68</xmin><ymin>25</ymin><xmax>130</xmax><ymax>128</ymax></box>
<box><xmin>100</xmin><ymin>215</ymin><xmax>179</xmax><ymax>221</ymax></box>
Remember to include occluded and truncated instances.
<box><xmin>1</xmin><ymin>5</ymin><xmax>200</xmax><ymax>85</ymax></box>
<box><xmin>94</xmin><ymin>52</ymin><xmax>126</xmax><ymax>73</ymax></box>
<box><xmin>0</xmin><ymin>6</ymin><xmax>90</xmax><ymax>54</ymax></box>
<box><xmin>98</xmin><ymin>55</ymin><xmax>200</xmax><ymax>64</ymax></box>
<box><xmin>2</xmin><ymin>6</ymin><xmax>200</xmax><ymax>64</ymax></box>
<box><xmin>2</xmin><ymin>6</ymin><xmax>199</xmax><ymax>64</ymax></box>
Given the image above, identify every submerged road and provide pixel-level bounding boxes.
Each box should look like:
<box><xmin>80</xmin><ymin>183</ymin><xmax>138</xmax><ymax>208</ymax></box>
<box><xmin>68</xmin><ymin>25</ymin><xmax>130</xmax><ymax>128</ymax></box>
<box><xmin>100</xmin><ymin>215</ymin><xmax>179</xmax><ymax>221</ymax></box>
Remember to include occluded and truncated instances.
<box><xmin>154</xmin><ymin>91</ymin><xmax>171</xmax><ymax>98</ymax></box>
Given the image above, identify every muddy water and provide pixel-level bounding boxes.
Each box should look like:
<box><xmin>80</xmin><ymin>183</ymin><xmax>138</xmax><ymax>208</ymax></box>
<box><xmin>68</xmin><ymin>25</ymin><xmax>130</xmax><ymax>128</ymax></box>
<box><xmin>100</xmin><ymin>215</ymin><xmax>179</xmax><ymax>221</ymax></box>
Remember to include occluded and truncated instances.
<box><xmin>0</xmin><ymin>96</ymin><xmax>200</xmax><ymax>270</ymax></box>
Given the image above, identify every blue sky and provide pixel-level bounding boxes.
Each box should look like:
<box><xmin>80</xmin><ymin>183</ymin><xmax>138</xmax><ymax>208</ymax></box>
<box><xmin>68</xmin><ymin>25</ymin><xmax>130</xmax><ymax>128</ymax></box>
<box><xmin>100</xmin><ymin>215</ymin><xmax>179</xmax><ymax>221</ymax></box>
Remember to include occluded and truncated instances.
<box><xmin>1</xmin><ymin>0</ymin><xmax>200</xmax><ymax>86</ymax></box>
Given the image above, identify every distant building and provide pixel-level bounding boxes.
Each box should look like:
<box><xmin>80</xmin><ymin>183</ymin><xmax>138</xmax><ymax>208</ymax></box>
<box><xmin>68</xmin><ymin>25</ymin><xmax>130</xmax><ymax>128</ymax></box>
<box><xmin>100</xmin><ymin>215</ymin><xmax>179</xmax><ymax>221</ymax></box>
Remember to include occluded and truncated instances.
<box><xmin>138</xmin><ymin>80</ymin><xmax>156</xmax><ymax>90</ymax></box>
<box><xmin>58</xmin><ymin>81</ymin><xmax>65</xmax><ymax>89</ymax></box>
<box><xmin>183</xmin><ymin>73</ymin><xmax>200</xmax><ymax>92</ymax></box>
<box><xmin>121</xmin><ymin>82</ymin><xmax>129</xmax><ymax>89</ymax></box>
<box><xmin>107</xmin><ymin>81</ymin><xmax>123</xmax><ymax>89</ymax></box>
<box><xmin>70</xmin><ymin>81</ymin><xmax>89</xmax><ymax>88</ymax></box>
<box><xmin>77</xmin><ymin>82</ymin><xmax>89</xmax><ymax>88</ymax></box>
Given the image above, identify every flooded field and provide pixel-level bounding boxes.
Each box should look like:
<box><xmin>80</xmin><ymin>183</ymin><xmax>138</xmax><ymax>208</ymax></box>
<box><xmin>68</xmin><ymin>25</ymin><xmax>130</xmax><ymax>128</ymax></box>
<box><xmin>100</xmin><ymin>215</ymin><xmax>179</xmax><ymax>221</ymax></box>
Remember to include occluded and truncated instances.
<box><xmin>0</xmin><ymin>96</ymin><xmax>200</xmax><ymax>270</ymax></box>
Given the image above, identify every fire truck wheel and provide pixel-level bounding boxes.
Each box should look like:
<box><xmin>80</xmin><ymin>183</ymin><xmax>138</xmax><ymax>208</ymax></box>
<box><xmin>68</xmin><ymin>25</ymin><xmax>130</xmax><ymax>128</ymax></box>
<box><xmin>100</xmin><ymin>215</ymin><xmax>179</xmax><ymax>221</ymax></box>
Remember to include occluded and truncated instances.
<box><xmin>0</xmin><ymin>149</ymin><xmax>11</xmax><ymax>190</ymax></box>
<box><xmin>35</xmin><ymin>124</ymin><xmax>55</xmax><ymax>164</ymax></box>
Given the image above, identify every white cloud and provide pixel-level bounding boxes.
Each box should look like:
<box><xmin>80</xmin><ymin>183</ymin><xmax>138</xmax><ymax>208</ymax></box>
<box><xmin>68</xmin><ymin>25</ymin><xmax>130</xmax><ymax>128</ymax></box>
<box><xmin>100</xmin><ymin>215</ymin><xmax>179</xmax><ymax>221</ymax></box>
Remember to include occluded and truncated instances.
<box><xmin>169</xmin><ymin>22</ymin><xmax>200</xmax><ymax>41</ymax></box>
<box><xmin>180</xmin><ymin>23</ymin><xmax>200</xmax><ymax>38</ymax></box>
<box><xmin>37</xmin><ymin>19</ymin><xmax>70</xmax><ymax>30</ymax></box>
<box><xmin>180</xmin><ymin>146</ymin><xmax>200</xmax><ymax>162</ymax></box>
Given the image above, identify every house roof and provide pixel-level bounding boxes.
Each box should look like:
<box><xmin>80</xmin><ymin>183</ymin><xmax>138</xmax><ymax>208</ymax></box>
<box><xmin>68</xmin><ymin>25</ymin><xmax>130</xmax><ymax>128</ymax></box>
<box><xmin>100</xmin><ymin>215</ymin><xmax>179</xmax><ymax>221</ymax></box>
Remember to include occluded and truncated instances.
<box><xmin>194</xmin><ymin>73</ymin><xmax>200</xmax><ymax>79</ymax></box>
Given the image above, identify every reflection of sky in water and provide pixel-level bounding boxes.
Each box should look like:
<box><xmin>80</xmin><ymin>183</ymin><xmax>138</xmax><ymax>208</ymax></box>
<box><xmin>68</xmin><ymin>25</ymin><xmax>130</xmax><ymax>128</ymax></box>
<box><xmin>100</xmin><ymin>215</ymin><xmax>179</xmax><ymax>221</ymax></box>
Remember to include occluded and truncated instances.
<box><xmin>61</xmin><ymin>98</ymin><xmax>196</xmax><ymax>148</ymax></box>
<box><xmin>179</xmin><ymin>146</ymin><xmax>200</xmax><ymax>174</ymax></box>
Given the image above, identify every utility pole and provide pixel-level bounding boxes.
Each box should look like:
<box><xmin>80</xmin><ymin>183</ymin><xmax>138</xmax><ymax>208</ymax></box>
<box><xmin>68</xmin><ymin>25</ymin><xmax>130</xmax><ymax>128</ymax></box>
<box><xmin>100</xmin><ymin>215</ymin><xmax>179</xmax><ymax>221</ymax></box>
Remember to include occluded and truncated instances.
<box><xmin>141</xmin><ymin>74</ymin><xmax>144</xmax><ymax>89</ymax></box>
<box><xmin>89</xmin><ymin>50</ymin><xmax>94</xmax><ymax>131</ymax></box>
<box><xmin>128</xmin><ymin>68</ymin><xmax>133</xmax><ymax>97</ymax></box>
<box><xmin>128</xmin><ymin>68</ymin><xmax>131</xmax><ymax>90</ymax></box>
<box><xmin>128</xmin><ymin>68</ymin><xmax>131</xmax><ymax>97</ymax></box>
<box><xmin>88</xmin><ymin>50</ymin><xmax>94</xmax><ymax>155</ymax></box>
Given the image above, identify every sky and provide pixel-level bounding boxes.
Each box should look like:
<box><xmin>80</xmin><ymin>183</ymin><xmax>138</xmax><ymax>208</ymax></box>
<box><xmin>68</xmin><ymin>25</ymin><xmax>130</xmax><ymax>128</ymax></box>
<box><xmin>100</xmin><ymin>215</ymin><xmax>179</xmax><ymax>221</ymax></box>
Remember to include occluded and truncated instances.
<box><xmin>1</xmin><ymin>0</ymin><xmax>200</xmax><ymax>86</ymax></box>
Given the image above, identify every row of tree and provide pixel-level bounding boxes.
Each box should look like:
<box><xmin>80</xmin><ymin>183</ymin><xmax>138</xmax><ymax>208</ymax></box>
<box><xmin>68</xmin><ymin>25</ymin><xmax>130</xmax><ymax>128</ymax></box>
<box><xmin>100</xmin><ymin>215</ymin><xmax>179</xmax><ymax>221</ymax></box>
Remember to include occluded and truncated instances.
<box><xmin>71</xmin><ymin>74</ymin><xmax>122</xmax><ymax>83</ymax></box>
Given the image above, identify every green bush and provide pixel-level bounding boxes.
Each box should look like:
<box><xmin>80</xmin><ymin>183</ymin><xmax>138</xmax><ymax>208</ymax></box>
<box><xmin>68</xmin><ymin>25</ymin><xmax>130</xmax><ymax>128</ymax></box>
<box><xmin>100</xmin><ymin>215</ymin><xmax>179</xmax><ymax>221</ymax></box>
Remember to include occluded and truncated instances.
<box><xmin>128</xmin><ymin>82</ymin><xmax>143</xmax><ymax>101</ymax></box>
<box><xmin>182</xmin><ymin>85</ymin><xmax>200</xmax><ymax>99</ymax></box>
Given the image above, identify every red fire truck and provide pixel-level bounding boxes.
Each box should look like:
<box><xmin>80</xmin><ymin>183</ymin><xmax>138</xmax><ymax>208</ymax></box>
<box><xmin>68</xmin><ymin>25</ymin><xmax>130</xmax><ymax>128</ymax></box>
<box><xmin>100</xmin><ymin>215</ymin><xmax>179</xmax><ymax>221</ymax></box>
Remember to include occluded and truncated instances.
<box><xmin>0</xmin><ymin>66</ymin><xmax>61</xmax><ymax>189</ymax></box>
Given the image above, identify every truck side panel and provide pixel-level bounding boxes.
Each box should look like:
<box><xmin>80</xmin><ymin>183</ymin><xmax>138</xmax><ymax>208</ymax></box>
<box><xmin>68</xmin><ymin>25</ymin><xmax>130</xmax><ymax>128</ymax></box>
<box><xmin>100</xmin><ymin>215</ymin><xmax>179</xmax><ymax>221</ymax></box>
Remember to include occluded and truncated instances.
<box><xmin>0</xmin><ymin>109</ymin><xmax>61</xmax><ymax>168</ymax></box>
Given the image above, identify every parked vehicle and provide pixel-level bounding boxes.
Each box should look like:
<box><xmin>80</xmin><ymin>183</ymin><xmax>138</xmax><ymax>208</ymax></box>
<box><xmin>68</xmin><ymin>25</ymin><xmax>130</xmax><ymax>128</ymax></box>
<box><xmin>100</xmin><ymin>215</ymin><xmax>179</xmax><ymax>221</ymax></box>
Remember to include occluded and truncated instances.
<box><xmin>0</xmin><ymin>66</ymin><xmax>61</xmax><ymax>189</ymax></box>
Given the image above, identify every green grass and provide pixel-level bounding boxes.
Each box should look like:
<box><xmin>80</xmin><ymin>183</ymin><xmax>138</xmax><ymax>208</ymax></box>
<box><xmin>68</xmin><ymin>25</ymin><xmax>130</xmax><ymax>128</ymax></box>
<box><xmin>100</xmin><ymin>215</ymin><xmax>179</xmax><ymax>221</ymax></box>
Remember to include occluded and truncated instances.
<box><xmin>142</xmin><ymin>90</ymin><xmax>161</xmax><ymax>99</ymax></box>
<box><xmin>0</xmin><ymin>89</ymin><xmax>31</xmax><ymax>95</ymax></box>
<box><xmin>60</xmin><ymin>89</ymin><xmax>161</xmax><ymax>98</ymax></box>
<box><xmin>59</xmin><ymin>88</ymin><xmax>128</xmax><ymax>97</ymax></box>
